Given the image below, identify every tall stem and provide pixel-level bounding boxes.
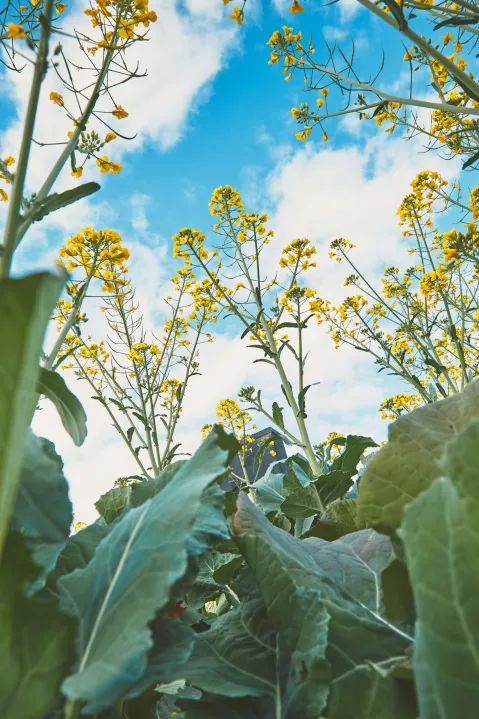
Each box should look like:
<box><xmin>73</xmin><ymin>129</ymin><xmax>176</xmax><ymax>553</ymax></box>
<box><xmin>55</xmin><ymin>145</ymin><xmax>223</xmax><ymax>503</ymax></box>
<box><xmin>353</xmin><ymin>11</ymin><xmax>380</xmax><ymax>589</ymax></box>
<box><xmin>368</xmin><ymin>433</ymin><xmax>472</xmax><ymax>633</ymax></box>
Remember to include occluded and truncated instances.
<box><xmin>1</xmin><ymin>0</ymin><xmax>54</xmax><ymax>277</ymax></box>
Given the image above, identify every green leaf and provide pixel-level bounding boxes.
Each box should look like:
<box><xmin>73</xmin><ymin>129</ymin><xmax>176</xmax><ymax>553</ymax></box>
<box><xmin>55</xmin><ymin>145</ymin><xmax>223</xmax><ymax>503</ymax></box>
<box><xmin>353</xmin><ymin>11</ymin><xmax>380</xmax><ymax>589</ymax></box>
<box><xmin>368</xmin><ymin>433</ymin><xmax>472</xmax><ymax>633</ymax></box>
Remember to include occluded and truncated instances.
<box><xmin>95</xmin><ymin>463</ymin><xmax>188</xmax><ymax>526</ymax></box>
<box><xmin>315</xmin><ymin>469</ymin><xmax>353</xmax><ymax>504</ymax></box>
<box><xmin>400</xmin><ymin>421</ymin><xmax>479</xmax><ymax>717</ymax></box>
<box><xmin>38</xmin><ymin>367</ymin><xmax>87</xmax><ymax>446</ymax></box>
<box><xmin>183</xmin><ymin>694</ymin><xmax>271</xmax><ymax>719</ymax></box>
<box><xmin>59</xmin><ymin>426</ymin><xmax>238</xmax><ymax>713</ymax></box>
<box><xmin>184</xmin><ymin>581</ymin><xmax>277</xmax><ymax>699</ymax></box>
<box><xmin>302</xmin><ymin>529</ymin><xmax>395</xmax><ymax>613</ymax></box>
<box><xmin>30</xmin><ymin>182</ymin><xmax>100</xmax><ymax>222</ymax></box>
<box><xmin>47</xmin><ymin>520</ymin><xmax>110</xmax><ymax>593</ymax></box>
<box><xmin>234</xmin><ymin>494</ymin><xmax>412</xmax><ymax>719</ymax></box>
<box><xmin>126</xmin><ymin>617</ymin><xmax>194</xmax><ymax>700</ymax></box>
<box><xmin>0</xmin><ymin>272</ymin><xmax>63</xmax><ymax>557</ymax></box>
<box><xmin>358</xmin><ymin>380</ymin><xmax>479</xmax><ymax>530</ymax></box>
<box><xmin>11</xmin><ymin>431</ymin><xmax>72</xmax><ymax>592</ymax></box>
<box><xmin>281</xmin><ymin>483</ymin><xmax>323</xmax><ymax>518</ymax></box>
<box><xmin>304</xmin><ymin>498</ymin><xmax>363</xmax><ymax>540</ymax></box>
<box><xmin>272</xmin><ymin>401</ymin><xmax>285</xmax><ymax>430</ymax></box>
<box><xmin>330</xmin><ymin>435</ymin><xmax>377</xmax><ymax>475</ymax></box>
<box><xmin>254</xmin><ymin>470</ymin><xmax>286</xmax><ymax>513</ymax></box>
<box><xmin>0</xmin><ymin>532</ymin><xmax>75</xmax><ymax>719</ymax></box>
<box><xmin>95</xmin><ymin>485</ymin><xmax>132</xmax><ymax>524</ymax></box>
<box><xmin>130</xmin><ymin>462</ymin><xmax>186</xmax><ymax>506</ymax></box>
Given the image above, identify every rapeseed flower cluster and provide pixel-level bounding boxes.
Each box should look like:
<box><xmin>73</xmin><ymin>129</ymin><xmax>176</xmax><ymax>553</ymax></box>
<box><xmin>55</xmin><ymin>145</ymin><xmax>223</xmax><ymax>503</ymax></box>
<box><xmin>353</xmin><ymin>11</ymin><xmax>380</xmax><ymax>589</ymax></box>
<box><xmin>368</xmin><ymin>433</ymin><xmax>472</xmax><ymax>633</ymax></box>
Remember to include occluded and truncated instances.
<box><xmin>313</xmin><ymin>170</ymin><xmax>479</xmax><ymax>418</ymax></box>
<box><xmin>58</xmin><ymin>227</ymin><xmax>130</xmax><ymax>293</ymax></box>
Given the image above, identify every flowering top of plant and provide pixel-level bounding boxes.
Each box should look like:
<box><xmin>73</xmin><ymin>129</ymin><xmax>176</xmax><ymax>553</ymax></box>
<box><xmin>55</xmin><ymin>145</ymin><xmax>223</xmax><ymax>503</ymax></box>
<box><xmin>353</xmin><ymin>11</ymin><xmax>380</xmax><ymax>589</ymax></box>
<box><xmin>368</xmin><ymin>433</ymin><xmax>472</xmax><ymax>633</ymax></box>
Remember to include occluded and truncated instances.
<box><xmin>313</xmin><ymin>170</ymin><xmax>479</xmax><ymax>419</ymax></box>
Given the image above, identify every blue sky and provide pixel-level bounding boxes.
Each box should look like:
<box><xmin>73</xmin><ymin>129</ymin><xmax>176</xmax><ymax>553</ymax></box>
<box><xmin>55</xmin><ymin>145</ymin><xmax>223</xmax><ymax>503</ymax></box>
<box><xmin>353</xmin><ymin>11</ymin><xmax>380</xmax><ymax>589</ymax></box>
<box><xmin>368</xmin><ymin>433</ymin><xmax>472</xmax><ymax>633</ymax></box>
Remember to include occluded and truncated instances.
<box><xmin>1</xmin><ymin>0</ymin><xmax>462</xmax><ymax>518</ymax></box>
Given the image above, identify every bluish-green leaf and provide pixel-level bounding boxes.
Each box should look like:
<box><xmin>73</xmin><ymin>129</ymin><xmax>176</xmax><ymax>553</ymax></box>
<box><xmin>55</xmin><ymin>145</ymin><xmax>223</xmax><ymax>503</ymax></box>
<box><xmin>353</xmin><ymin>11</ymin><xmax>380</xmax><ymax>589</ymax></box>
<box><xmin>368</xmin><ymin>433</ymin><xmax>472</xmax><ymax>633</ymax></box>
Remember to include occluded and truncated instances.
<box><xmin>235</xmin><ymin>494</ymin><xmax>412</xmax><ymax>719</ymax></box>
<box><xmin>11</xmin><ymin>431</ymin><xmax>72</xmax><ymax>592</ymax></box>
<box><xmin>0</xmin><ymin>272</ymin><xmax>63</xmax><ymax>557</ymax></box>
<box><xmin>59</xmin><ymin>426</ymin><xmax>238</xmax><ymax>712</ymax></box>
<box><xmin>0</xmin><ymin>532</ymin><xmax>75</xmax><ymax>719</ymax></box>
<box><xmin>358</xmin><ymin>380</ymin><xmax>479</xmax><ymax>530</ymax></box>
<box><xmin>38</xmin><ymin>367</ymin><xmax>87</xmax><ymax>446</ymax></box>
<box><xmin>400</xmin><ymin>421</ymin><xmax>479</xmax><ymax>717</ymax></box>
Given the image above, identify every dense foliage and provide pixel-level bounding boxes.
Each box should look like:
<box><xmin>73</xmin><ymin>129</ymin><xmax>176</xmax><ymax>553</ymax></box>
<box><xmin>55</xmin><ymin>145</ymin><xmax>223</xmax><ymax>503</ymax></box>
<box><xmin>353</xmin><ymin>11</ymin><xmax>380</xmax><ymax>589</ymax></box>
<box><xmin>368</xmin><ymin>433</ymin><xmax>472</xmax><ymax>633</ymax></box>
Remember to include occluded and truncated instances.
<box><xmin>2</xmin><ymin>0</ymin><xmax>479</xmax><ymax>718</ymax></box>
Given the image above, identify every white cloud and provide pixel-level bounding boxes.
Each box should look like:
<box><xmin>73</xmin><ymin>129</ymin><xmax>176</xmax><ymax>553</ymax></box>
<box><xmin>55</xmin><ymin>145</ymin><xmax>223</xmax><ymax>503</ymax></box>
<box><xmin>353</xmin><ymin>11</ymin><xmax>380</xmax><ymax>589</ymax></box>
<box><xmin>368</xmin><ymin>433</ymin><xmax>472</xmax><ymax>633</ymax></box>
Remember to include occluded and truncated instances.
<box><xmin>0</xmin><ymin>0</ymin><xmax>238</xmax><ymax>201</ymax></box>
<box><xmin>21</xmin><ymin>89</ymin><xmax>461</xmax><ymax>523</ymax></box>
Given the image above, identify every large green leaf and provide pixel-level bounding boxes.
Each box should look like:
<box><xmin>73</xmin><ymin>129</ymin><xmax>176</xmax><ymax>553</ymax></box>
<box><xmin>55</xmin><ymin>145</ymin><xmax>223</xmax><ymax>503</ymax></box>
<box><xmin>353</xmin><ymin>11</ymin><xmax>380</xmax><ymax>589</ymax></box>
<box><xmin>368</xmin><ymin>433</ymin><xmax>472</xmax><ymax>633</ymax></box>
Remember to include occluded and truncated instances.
<box><xmin>46</xmin><ymin>520</ymin><xmax>110</xmax><ymax>595</ymax></box>
<box><xmin>183</xmin><ymin>576</ymin><xmax>277</xmax><ymax>699</ymax></box>
<box><xmin>0</xmin><ymin>532</ymin><xmax>75</xmax><ymax>719</ymax></box>
<box><xmin>38</xmin><ymin>367</ymin><xmax>87</xmax><ymax>446</ymax></box>
<box><xmin>0</xmin><ymin>272</ymin><xmax>63</xmax><ymax>556</ymax></box>
<box><xmin>281</xmin><ymin>483</ymin><xmax>323</xmax><ymax>518</ymax></box>
<box><xmin>235</xmin><ymin>494</ymin><xmax>412</xmax><ymax>719</ymax></box>
<box><xmin>358</xmin><ymin>380</ymin><xmax>479</xmax><ymax>530</ymax></box>
<box><xmin>254</xmin><ymin>470</ymin><xmax>287</xmax><ymax>513</ymax></box>
<box><xmin>11</xmin><ymin>431</ymin><xmax>72</xmax><ymax>592</ymax></box>
<box><xmin>400</xmin><ymin>421</ymin><xmax>479</xmax><ymax>717</ymax></box>
<box><xmin>253</xmin><ymin>456</ymin><xmax>311</xmax><ymax>518</ymax></box>
<box><xmin>126</xmin><ymin>617</ymin><xmax>194</xmax><ymax>700</ymax></box>
<box><xmin>303</xmin><ymin>529</ymin><xmax>395</xmax><ymax>613</ymax></box>
<box><xmin>59</xmin><ymin>426</ymin><xmax>238</xmax><ymax>713</ymax></box>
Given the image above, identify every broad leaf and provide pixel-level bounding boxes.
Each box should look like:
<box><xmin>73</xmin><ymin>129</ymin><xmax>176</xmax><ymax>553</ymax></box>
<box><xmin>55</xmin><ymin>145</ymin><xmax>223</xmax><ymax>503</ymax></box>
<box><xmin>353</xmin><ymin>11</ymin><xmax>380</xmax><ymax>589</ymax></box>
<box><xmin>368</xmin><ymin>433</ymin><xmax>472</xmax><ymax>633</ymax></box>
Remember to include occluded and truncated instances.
<box><xmin>358</xmin><ymin>380</ymin><xmax>479</xmax><ymax>530</ymax></box>
<box><xmin>303</xmin><ymin>529</ymin><xmax>395</xmax><ymax>613</ymax></box>
<box><xmin>38</xmin><ymin>368</ymin><xmax>87</xmax><ymax>446</ymax></box>
<box><xmin>0</xmin><ymin>532</ymin><xmax>75</xmax><ymax>719</ymax></box>
<box><xmin>0</xmin><ymin>272</ymin><xmax>63</xmax><ymax>556</ymax></box>
<box><xmin>315</xmin><ymin>469</ymin><xmax>353</xmax><ymax>505</ymax></box>
<box><xmin>400</xmin><ymin>421</ymin><xmax>479</xmax><ymax>717</ymax></box>
<box><xmin>95</xmin><ymin>485</ymin><xmax>131</xmax><ymax>524</ymax></box>
<box><xmin>59</xmin><ymin>426</ymin><xmax>237</xmax><ymax>712</ymax></box>
<box><xmin>47</xmin><ymin>521</ymin><xmax>110</xmax><ymax>593</ymax></box>
<box><xmin>184</xmin><ymin>580</ymin><xmax>277</xmax><ymax>699</ymax></box>
<box><xmin>330</xmin><ymin>434</ymin><xmax>377</xmax><ymax>475</ymax></box>
<box><xmin>281</xmin><ymin>483</ymin><xmax>323</xmax><ymax>518</ymax></box>
<box><xmin>254</xmin><ymin>470</ymin><xmax>286</xmax><ymax>513</ymax></box>
<box><xmin>126</xmin><ymin>617</ymin><xmax>194</xmax><ymax>699</ymax></box>
<box><xmin>11</xmin><ymin>431</ymin><xmax>72</xmax><ymax>592</ymax></box>
<box><xmin>235</xmin><ymin>495</ymin><xmax>412</xmax><ymax>719</ymax></box>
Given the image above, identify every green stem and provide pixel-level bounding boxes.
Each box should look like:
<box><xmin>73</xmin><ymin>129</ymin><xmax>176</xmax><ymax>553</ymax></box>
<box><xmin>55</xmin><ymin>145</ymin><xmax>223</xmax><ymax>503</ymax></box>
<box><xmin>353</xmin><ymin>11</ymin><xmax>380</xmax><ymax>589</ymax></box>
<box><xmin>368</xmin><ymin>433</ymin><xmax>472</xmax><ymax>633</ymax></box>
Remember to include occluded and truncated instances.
<box><xmin>14</xmin><ymin>32</ymin><xmax>118</xmax><ymax>251</ymax></box>
<box><xmin>44</xmin><ymin>261</ymin><xmax>97</xmax><ymax>369</ymax></box>
<box><xmin>1</xmin><ymin>0</ymin><xmax>54</xmax><ymax>277</ymax></box>
<box><xmin>63</xmin><ymin>700</ymin><xmax>78</xmax><ymax>719</ymax></box>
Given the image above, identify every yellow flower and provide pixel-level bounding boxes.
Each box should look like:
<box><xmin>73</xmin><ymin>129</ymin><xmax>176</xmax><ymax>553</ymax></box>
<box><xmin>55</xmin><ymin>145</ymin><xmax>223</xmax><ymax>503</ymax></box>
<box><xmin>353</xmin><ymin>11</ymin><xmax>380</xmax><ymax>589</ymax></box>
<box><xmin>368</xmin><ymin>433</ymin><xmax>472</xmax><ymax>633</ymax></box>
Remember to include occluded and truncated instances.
<box><xmin>105</xmin><ymin>131</ymin><xmax>117</xmax><ymax>142</ymax></box>
<box><xmin>50</xmin><ymin>91</ymin><xmax>65</xmax><ymax>107</ymax></box>
<box><xmin>71</xmin><ymin>167</ymin><xmax>83</xmax><ymax>178</ymax></box>
<box><xmin>295</xmin><ymin>126</ymin><xmax>311</xmax><ymax>142</ymax></box>
<box><xmin>55</xmin><ymin>2</ymin><xmax>66</xmax><ymax>13</ymax></box>
<box><xmin>289</xmin><ymin>0</ymin><xmax>303</xmax><ymax>12</ymax></box>
<box><xmin>7</xmin><ymin>23</ymin><xmax>26</xmax><ymax>39</ymax></box>
<box><xmin>228</xmin><ymin>6</ymin><xmax>244</xmax><ymax>24</ymax></box>
<box><xmin>112</xmin><ymin>105</ymin><xmax>128</xmax><ymax>120</ymax></box>
<box><xmin>3</xmin><ymin>156</ymin><xmax>15</xmax><ymax>166</ymax></box>
<box><xmin>96</xmin><ymin>155</ymin><xmax>122</xmax><ymax>174</ymax></box>
<box><xmin>0</xmin><ymin>189</ymin><xmax>8</xmax><ymax>202</ymax></box>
